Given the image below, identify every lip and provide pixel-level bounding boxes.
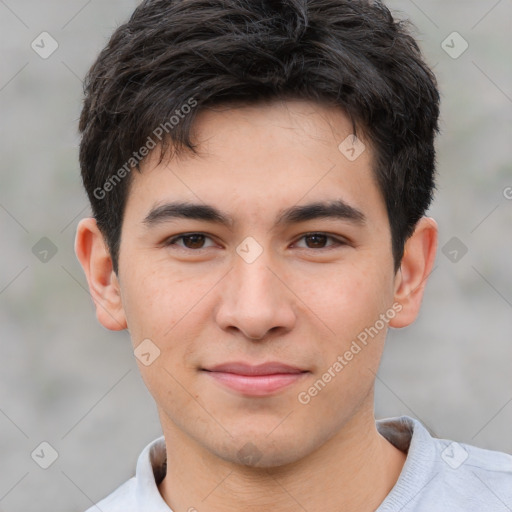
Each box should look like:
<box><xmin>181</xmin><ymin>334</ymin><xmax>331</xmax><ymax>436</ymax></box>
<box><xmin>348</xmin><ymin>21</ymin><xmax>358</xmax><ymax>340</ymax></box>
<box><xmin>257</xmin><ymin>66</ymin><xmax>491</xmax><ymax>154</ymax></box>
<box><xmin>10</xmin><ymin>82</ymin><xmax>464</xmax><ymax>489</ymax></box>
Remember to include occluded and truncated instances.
<box><xmin>205</xmin><ymin>362</ymin><xmax>306</xmax><ymax>375</ymax></box>
<box><xmin>202</xmin><ymin>362</ymin><xmax>309</xmax><ymax>396</ymax></box>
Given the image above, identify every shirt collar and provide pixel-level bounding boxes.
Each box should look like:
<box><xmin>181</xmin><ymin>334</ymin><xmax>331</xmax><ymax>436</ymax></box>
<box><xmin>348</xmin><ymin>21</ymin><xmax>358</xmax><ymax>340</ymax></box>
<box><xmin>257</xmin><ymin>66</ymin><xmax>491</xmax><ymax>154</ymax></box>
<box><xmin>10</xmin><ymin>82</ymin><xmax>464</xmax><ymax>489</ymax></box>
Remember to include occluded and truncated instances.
<box><xmin>135</xmin><ymin>435</ymin><xmax>172</xmax><ymax>511</ymax></box>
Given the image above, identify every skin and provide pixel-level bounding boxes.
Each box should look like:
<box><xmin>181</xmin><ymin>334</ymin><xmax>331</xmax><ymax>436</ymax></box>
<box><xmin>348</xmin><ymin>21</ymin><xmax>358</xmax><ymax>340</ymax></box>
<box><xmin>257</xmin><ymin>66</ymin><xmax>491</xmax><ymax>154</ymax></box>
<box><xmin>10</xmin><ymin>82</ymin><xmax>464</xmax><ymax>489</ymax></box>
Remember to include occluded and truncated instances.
<box><xmin>76</xmin><ymin>99</ymin><xmax>437</xmax><ymax>512</ymax></box>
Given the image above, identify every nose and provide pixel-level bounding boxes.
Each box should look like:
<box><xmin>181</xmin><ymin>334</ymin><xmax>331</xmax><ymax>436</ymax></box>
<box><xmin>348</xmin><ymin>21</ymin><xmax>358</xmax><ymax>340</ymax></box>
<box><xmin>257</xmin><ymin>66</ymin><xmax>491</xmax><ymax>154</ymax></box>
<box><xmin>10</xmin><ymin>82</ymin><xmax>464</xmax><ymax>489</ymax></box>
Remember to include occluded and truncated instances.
<box><xmin>214</xmin><ymin>248</ymin><xmax>297</xmax><ymax>341</ymax></box>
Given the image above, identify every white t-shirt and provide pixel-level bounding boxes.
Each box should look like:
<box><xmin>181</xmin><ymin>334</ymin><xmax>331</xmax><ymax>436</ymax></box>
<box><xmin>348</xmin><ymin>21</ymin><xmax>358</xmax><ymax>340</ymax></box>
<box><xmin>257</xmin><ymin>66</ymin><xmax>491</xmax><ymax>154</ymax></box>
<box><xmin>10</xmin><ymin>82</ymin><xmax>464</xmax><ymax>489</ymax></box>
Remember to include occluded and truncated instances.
<box><xmin>85</xmin><ymin>416</ymin><xmax>512</xmax><ymax>511</ymax></box>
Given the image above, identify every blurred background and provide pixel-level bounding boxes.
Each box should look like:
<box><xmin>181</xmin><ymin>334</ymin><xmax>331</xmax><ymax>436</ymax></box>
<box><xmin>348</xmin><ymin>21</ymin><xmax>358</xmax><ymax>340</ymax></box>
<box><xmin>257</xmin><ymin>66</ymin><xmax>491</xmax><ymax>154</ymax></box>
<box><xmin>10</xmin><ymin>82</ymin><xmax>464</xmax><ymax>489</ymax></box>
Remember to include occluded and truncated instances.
<box><xmin>0</xmin><ymin>1</ymin><xmax>511</xmax><ymax>511</ymax></box>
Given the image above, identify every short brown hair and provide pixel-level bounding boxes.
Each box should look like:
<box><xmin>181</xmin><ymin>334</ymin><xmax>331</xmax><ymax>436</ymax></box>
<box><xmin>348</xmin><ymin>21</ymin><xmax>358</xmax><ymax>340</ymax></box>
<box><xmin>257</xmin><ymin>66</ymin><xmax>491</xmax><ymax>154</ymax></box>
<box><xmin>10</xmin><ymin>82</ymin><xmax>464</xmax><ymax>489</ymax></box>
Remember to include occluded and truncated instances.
<box><xmin>79</xmin><ymin>0</ymin><xmax>440</xmax><ymax>274</ymax></box>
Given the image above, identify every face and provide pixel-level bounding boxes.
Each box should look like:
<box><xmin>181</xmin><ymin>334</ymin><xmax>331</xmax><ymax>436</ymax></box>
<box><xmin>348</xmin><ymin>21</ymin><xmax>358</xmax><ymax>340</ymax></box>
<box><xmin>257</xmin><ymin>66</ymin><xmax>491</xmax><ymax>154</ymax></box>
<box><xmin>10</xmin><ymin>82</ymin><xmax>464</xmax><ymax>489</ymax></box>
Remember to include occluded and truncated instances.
<box><xmin>77</xmin><ymin>99</ymin><xmax>437</xmax><ymax>468</ymax></box>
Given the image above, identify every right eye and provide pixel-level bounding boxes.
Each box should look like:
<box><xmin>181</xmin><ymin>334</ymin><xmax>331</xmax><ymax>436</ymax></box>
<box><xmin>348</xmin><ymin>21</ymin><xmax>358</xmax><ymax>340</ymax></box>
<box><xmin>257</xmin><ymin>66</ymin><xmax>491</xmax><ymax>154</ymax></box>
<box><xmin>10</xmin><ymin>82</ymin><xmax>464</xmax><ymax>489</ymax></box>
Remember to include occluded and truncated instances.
<box><xmin>163</xmin><ymin>233</ymin><xmax>217</xmax><ymax>250</ymax></box>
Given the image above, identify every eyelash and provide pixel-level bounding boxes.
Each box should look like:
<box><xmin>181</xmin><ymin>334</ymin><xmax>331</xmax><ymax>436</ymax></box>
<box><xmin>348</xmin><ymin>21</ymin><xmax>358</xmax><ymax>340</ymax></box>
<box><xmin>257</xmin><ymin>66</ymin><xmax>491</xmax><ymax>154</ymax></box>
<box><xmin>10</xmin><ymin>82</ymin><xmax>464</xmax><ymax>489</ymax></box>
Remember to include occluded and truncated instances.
<box><xmin>163</xmin><ymin>232</ymin><xmax>347</xmax><ymax>251</ymax></box>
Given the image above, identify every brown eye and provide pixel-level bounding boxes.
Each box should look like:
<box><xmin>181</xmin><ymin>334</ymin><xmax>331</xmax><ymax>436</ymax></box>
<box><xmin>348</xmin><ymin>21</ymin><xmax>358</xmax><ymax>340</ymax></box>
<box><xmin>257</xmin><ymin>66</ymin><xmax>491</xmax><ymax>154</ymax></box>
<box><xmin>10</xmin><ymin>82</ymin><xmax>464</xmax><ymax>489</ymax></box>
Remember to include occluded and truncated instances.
<box><xmin>295</xmin><ymin>233</ymin><xmax>345</xmax><ymax>250</ymax></box>
<box><xmin>181</xmin><ymin>234</ymin><xmax>206</xmax><ymax>249</ymax></box>
<box><xmin>165</xmin><ymin>233</ymin><xmax>215</xmax><ymax>250</ymax></box>
<box><xmin>304</xmin><ymin>234</ymin><xmax>328</xmax><ymax>248</ymax></box>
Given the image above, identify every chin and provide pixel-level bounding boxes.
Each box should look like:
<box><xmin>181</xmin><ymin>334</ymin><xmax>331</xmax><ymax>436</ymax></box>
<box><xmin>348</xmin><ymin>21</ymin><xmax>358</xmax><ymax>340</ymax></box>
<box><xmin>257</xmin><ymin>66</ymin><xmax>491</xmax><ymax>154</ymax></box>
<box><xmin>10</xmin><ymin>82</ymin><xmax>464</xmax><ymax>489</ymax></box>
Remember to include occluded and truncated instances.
<box><xmin>213</xmin><ymin>433</ymin><xmax>313</xmax><ymax>469</ymax></box>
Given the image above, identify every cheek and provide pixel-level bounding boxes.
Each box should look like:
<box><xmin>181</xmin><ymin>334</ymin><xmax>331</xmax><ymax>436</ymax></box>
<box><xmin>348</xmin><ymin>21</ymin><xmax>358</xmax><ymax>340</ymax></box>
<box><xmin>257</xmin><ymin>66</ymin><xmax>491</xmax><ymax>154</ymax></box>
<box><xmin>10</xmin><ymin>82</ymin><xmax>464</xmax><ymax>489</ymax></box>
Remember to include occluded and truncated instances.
<box><xmin>120</xmin><ymin>260</ymin><xmax>198</xmax><ymax>342</ymax></box>
<box><xmin>120</xmin><ymin>262</ymin><xmax>211</xmax><ymax>392</ymax></box>
<box><xmin>295</xmin><ymin>263</ymin><xmax>393</xmax><ymax>339</ymax></box>
<box><xmin>296</xmin><ymin>272</ymin><xmax>392</xmax><ymax>422</ymax></box>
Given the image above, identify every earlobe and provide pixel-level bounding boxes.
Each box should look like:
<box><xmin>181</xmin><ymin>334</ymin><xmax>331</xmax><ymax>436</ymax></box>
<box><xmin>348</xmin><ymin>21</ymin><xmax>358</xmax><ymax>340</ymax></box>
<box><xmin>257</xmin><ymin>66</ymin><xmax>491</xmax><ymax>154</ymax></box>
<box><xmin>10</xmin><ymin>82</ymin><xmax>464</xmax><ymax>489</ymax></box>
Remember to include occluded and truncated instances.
<box><xmin>75</xmin><ymin>218</ymin><xmax>127</xmax><ymax>331</ymax></box>
<box><xmin>389</xmin><ymin>217</ymin><xmax>438</xmax><ymax>328</ymax></box>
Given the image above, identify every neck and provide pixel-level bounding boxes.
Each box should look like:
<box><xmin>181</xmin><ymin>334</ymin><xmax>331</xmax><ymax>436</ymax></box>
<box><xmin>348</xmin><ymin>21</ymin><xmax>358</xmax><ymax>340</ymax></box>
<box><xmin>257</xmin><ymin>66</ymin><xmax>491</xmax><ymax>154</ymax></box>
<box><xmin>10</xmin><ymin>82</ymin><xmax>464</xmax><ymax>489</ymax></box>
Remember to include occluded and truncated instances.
<box><xmin>157</xmin><ymin>405</ymin><xmax>406</xmax><ymax>512</ymax></box>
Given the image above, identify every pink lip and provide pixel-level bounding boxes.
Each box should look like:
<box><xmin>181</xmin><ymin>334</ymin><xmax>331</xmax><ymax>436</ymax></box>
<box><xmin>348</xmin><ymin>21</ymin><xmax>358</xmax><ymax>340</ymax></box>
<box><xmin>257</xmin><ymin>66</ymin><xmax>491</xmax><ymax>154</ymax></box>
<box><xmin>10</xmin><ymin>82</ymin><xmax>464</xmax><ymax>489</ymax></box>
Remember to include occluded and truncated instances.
<box><xmin>202</xmin><ymin>362</ymin><xmax>309</xmax><ymax>396</ymax></box>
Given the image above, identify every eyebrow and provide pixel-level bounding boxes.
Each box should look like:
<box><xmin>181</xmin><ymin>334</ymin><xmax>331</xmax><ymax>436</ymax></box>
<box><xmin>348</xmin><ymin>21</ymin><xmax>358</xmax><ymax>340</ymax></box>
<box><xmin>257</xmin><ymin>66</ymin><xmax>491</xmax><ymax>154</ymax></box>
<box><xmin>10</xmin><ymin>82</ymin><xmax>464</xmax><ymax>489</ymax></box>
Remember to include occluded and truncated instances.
<box><xmin>142</xmin><ymin>199</ymin><xmax>366</xmax><ymax>229</ymax></box>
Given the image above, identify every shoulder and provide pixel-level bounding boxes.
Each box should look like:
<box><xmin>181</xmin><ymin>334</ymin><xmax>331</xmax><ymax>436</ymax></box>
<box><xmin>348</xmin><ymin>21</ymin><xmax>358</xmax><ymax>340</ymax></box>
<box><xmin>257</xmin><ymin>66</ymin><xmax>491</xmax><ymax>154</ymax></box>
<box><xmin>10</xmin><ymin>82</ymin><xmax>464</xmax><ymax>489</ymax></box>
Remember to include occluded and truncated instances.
<box><xmin>377</xmin><ymin>416</ymin><xmax>512</xmax><ymax>511</ymax></box>
<box><xmin>431</xmin><ymin>436</ymin><xmax>512</xmax><ymax>504</ymax></box>
<box><xmin>83</xmin><ymin>477</ymin><xmax>137</xmax><ymax>512</ymax></box>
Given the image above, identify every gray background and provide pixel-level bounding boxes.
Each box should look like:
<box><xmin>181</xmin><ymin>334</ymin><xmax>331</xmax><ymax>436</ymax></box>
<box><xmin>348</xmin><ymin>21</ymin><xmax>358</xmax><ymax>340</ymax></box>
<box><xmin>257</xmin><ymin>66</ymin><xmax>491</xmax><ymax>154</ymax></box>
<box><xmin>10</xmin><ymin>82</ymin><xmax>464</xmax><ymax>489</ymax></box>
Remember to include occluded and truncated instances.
<box><xmin>0</xmin><ymin>1</ymin><xmax>511</xmax><ymax>511</ymax></box>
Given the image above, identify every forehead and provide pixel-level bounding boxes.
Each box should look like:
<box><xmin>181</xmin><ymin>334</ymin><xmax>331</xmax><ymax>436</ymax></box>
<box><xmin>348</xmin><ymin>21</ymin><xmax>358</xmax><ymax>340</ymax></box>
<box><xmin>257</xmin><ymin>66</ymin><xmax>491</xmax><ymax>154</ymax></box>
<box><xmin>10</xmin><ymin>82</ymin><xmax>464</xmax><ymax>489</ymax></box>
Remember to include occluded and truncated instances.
<box><xmin>124</xmin><ymin>99</ymin><xmax>385</xmax><ymax>226</ymax></box>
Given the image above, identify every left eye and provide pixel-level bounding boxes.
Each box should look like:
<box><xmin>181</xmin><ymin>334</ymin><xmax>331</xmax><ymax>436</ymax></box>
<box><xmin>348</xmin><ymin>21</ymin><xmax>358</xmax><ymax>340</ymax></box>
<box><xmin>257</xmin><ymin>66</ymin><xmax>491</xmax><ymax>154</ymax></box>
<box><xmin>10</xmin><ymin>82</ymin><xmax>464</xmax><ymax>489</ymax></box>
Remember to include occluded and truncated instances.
<box><xmin>294</xmin><ymin>233</ymin><xmax>345</xmax><ymax>250</ymax></box>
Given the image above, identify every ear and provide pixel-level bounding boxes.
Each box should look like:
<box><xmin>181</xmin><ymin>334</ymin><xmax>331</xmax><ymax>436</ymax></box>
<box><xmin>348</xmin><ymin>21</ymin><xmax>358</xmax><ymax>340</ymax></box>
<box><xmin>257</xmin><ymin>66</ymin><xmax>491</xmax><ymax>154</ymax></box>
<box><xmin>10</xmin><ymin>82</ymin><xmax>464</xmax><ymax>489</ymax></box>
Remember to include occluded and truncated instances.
<box><xmin>75</xmin><ymin>218</ymin><xmax>127</xmax><ymax>331</ymax></box>
<box><xmin>389</xmin><ymin>217</ymin><xmax>438</xmax><ymax>328</ymax></box>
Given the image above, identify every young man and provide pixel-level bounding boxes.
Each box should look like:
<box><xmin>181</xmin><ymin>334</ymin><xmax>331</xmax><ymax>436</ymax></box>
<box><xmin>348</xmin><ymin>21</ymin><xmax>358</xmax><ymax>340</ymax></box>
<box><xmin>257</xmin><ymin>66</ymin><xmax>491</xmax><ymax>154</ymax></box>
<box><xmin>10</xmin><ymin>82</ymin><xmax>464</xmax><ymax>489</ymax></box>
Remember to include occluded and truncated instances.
<box><xmin>75</xmin><ymin>0</ymin><xmax>512</xmax><ymax>510</ymax></box>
